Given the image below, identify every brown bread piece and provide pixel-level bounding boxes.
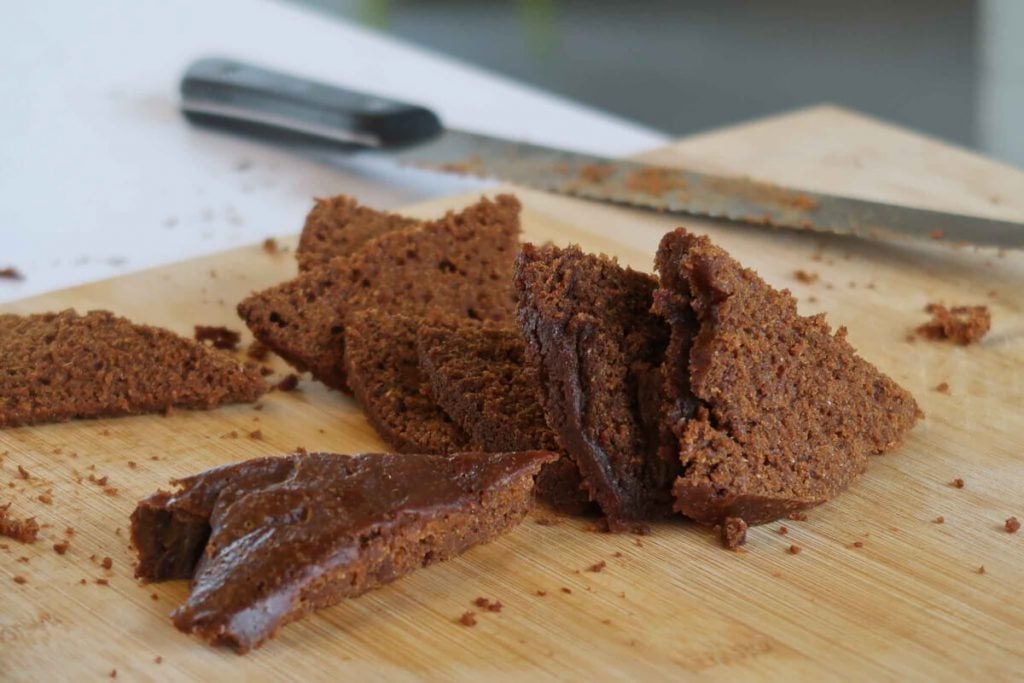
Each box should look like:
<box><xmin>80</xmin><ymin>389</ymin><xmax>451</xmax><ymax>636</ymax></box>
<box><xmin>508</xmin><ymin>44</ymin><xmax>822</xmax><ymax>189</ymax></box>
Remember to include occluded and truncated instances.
<box><xmin>0</xmin><ymin>310</ymin><xmax>265</xmax><ymax>428</ymax></box>
<box><xmin>345</xmin><ymin>310</ymin><xmax>470</xmax><ymax>453</ymax></box>
<box><xmin>720</xmin><ymin>517</ymin><xmax>747</xmax><ymax>550</ymax></box>
<box><xmin>514</xmin><ymin>243</ymin><xmax>671</xmax><ymax>530</ymax></box>
<box><xmin>131</xmin><ymin>450</ymin><xmax>556</xmax><ymax>653</ymax></box>
<box><xmin>415</xmin><ymin>316</ymin><xmax>591</xmax><ymax>513</ymax></box>
<box><xmin>296</xmin><ymin>195</ymin><xmax>419</xmax><ymax>272</ymax></box>
<box><xmin>238</xmin><ymin>195</ymin><xmax>520</xmax><ymax>391</ymax></box>
<box><xmin>654</xmin><ymin>229</ymin><xmax>921</xmax><ymax>526</ymax></box>
<box><xmin>1</xmin><ymin>503</ymin><xmax>40</xmax><ymax>543</ymax></box>
<box><xmin>916</xmin><ymin>303</ymin><xmax>991</xmax><ymax>345</ymax></box>
<box><xmin>650</xmin><ymin>232</ymin><xmax>702</xmax><ymax>468</ymax></box>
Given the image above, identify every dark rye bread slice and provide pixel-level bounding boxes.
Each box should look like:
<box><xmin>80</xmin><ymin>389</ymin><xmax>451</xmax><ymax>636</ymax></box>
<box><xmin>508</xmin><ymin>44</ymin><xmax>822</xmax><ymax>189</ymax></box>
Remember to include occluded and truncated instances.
<box><xmin>514</xmin><ymin>243</ymin><xmax>672</xmax><ymax>530</ymax></box>
<box><xmin>238</xmin><ymin>194</ymin><xmax>520</xmax><ymax>391</ymax></box>
<box><xmin>654</xmin><ymin>229</ymin><xmax>921</xmax><ymax>526</ymax></box>
<box><xmin>416</xmin><ymin>316</ymin><xmax>559</xmax><ymax>453</ymax></box>
<box><xmin>131</xmin><ymin>450</ymin><xmax>556</xmax><ymax>653</ymax></box>
<box><xmin>296</xmin><ymin>195</ymin><xmax>419</xmax><ymax>272</ymax></box>
<box><xmin>345</xmin><ymin>310</ymin><xmax>470</xmax><ymax>453</ymax></box>
<box><xmin>649</xmin><ymin>231</ymin><xmax>702</xmax><ymax>468</ymax></box>
<box><xmin>415</xmin><ymin>316</ymin><xmax>591</xmax><ymax>513</ymax></box>
<box><xmin>0</xmin><ymin>310</ymin><xmax>265</xmax><ymax>428</ymax></box>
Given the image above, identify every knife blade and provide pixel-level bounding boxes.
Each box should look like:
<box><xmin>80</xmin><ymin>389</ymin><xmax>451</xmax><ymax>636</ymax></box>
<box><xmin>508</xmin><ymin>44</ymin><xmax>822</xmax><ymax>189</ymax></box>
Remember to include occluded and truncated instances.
<box><xmin>180</xmin><ymin>57</ymin><xmax>1024</xmax><ymax>250</ymax></box>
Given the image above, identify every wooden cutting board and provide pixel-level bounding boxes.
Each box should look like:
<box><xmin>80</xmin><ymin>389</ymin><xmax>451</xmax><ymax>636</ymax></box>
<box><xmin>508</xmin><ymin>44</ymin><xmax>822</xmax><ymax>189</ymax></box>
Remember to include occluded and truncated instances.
<box><xmin>2</xmin><ymin>106</ymin><xmax>1022</xmax><ymax>682</ymax></box>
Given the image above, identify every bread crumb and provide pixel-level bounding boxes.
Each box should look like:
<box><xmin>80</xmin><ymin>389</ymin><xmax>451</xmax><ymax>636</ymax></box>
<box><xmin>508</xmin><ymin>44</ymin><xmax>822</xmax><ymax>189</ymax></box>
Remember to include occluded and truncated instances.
<box><xmin>37</xmin><ymin>493</ymin><xmax>53</xmax><ymax>505</ymax></box>
<box><xmin>535</xmin><ymin>590</ymin><xmax>547</xmax><ymax>597</ymax></box>
<box><xmin>101</xmin><ymin>557</ymin><xmax>113</xmax><ymax>570</ymax></box>
<box><xmin>720</xmin><ymin>517</ymin><xmax>748</xmax><ymax>549</ymax></box>
<box><xmin>851</xmin><ymin>541</ymin><xmax>864</xmax><ymax>548</ymax></box>
<box><xmin>625</xmin><ymin>167</ymin><xmax>688</xmax><ymax>196</ymax></box>
<box><xmin>53</xmin><ymin>540</ymin><xmax>70</xmax><ymax>555</ymax></box>
<box><xmin>13</xmin><ymin>574</ymin><xmax>27</xmax><ymax>584</ymax></box>
<box><xmin>777</xmin><ymin>526</ymin><xmax>788</xmax><ymax>535</ymax></box>
<box><xmin>977</xmin><ymin>565</ymin><xmax>986</xmax><ymax>575</ymax></box>
<box><xmin>0</xmin><ymin>266</ymin><xmax>25</xmax><ymax>280</ymax></box>
<box><xmin>1006</xmin><ymin>517</ymin><xmax>1020</xmax><ymax>534</ymax></box>
<box><xmin>561</xmin><ymin>587</ymin><xmax>572</xmax><ymax>594</ymax></box>
<box><xmin>262</xmin><ymin>237</ymin><xmax>280</xmax><ymax>254</ymax></box>
<box><xmin>17</xmin><ymin>465</ymin><xmax>30</xmax><ymax>479</ymax></box>
<box><xmin>788</xmin><ymin>511</ymin><xmax>808</xmax><ymax>521</ymax></box>
<box><xmin>787</xmin><ymin>544</ymin><xmax>802</xmax><ymax>555</ymax></box>
<box><xmin>951</xmin><ymin>478</ymin><xmax>965</xmax><ymax>489</ymax></box>
<box><xmin>248</xmin><ymin>430</ymin><xmax>263</xmax><ymax>440</ymax></box>
<box><xmin>473</xmin><ymin>597</ymin><xmax>502</xmax><ymax>612</ymax></box>
<box><xmin>934</xmin><ymin>516</ymin><xmax>945</xmax><ymax>524</ymax></box>
<box><xmin>0</xmin><ymin>503</ymin><xmax>39</xmax><ymax>543</ymax></box>
<box><xmin>154</xmin><ymin>656</ymin><xmax>163</xmax><ymax>664</ymax></box>
<box><xmin>578</xmin><ymin>163</ymin><xmax>614</xmax><ymax>184</ymax></box>
<box><xmin>917</xmin><ymin>303</ymin><xmax>991</xmax><ymax>345</ymax></box>
<box><xmin>794</xmin><ymin>270</ymin><xmax>819</xmax><ymax>285</ymax></box>
<box><xmin>458</xmin><ymin>611</ymin><xmax>477</xmax><ymax>627</ymax></box>
<box><xmin>587</xmin><ymin>560</ymin><xmax>607</xmax><ymax>573</ymax></box>
<box><xmin>95</xmin><ymin>578</ymin><xmax>109</xmax><ymax>586</ymax></box>
<box><xmin>109</xmin><ymin>669</ymin><xmax>117</xmax><ymax>678</ymax></box>
<box><xmin>934</xmin><ymin>382</ymin><xmax>950</xmax><ymax>395</ymax></box>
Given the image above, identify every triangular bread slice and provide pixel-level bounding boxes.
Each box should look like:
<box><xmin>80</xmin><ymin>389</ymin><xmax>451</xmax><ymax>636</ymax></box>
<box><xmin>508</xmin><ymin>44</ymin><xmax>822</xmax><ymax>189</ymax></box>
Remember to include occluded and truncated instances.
<box><xmin>131</xmin><ymin>450</ymin><xmax>556</xmax><ymax>653</ymax></box>
<box><xmin>654</xmin><ymin>229</ymin><xmax>921</xmax><ymax>526</ymax></box>
<box><xmin>514</xmin><ymin>243</ymin><xmax>672</xmax><ymax>529</ymax></box>
<box><xmin>345</xmin><ymin>309</ymin><xmax>470</xmax><ymax>454</ymax></box>
<box><xmin>238</xmin><ymin>195</ymin><xmax>520</xmax><ymax>391</ymax></box>
<box><xmin>0</xmin><ymin>310</ymin><xmax>265</xmax><ymax>428</ymax></box>
<box><xmin>296</xmin><ymin>195</ymin><xmax>419</xmax><ymax>272</ymax></box>
<box><xmin>415</xmin><ymin>315</ymin><xmax>591</xmax><ymax>513</ymax></box>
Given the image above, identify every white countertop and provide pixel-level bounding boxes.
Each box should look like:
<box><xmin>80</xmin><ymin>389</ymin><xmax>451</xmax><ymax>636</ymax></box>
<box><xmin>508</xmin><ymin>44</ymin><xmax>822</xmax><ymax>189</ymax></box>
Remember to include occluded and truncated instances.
<box><xmin>0</xmin><ymin>0</ymin><xmax>666</xmax><ymax>304</ymax></box>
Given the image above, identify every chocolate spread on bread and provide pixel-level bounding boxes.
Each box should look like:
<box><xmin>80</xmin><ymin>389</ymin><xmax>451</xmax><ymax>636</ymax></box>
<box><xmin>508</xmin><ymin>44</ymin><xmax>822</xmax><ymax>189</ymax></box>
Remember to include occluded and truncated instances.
<box><xmin>131</xmin><ymin>450</ymin><xmax>555</xmax><ymax>652</ymax></box>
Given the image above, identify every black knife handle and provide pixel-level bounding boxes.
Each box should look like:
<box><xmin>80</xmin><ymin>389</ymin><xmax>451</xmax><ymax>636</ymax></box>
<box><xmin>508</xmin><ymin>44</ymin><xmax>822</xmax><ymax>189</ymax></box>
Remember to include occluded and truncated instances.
<box><xmin>180</xmin><ymin>57</ymin><xmax>442</xmax><ymax>148</ymax></box>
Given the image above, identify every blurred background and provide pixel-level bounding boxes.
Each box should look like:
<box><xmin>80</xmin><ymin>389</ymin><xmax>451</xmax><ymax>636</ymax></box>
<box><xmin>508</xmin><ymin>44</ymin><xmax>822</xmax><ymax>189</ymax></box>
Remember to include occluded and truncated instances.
<box><xmin>298</xmin><ymin>0</ymin><xmax>1024</xmax><ymax>166</ymax></box>
<box><xmin>3</xmin><ymin>0</ymin><xmax>1022</xmax><ymax>304</ymax></box>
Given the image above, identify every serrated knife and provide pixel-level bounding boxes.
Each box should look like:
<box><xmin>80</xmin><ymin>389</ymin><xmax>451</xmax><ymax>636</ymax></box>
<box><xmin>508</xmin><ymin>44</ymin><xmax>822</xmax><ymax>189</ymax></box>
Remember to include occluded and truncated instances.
<box><xmin>180</xmin><ymin>57</ymin><xmax>1024</xmax><ymax>250</ymax></box>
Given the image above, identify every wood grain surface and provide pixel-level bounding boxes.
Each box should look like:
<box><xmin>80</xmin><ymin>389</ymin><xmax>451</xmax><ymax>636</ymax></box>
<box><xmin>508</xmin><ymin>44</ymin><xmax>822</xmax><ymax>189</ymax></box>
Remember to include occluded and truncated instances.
<box><xmin>2</xmin><ymin>106</ymin><xmax>1022</xmax><ymax>682</ymax></box>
